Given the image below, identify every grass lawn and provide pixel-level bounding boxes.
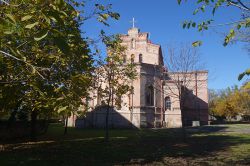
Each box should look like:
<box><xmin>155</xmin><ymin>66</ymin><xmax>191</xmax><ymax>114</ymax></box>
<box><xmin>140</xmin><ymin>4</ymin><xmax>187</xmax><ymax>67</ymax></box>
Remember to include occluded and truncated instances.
<box><xmin>1</xmin><ymin>124</ymin><xmax>250</xmax><ymax>166</ymax></box>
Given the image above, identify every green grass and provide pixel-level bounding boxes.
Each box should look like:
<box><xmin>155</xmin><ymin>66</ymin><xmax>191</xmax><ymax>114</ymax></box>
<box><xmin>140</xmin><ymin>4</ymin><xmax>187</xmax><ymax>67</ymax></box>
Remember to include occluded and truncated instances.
<box><xmin>1</xmin><ymin>124</ymin><xmax>250</xmax><ymax>165</ymax></box>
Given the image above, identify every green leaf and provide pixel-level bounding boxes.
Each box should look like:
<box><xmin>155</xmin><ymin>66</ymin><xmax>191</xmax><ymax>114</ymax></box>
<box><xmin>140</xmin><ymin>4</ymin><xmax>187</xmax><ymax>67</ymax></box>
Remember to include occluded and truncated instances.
<box><xmin>223</xmin><ymin>29</ymin><xmax>235</xmax><ymax>46</ymax></box>
<box><xmin>58</xmin><ymin>106</ymin><xmax>68</xmax><ymax>113</ymax></box>
<box><xmin>34</xmin><ymin>30</ymin><xmax>49</xmax><ymax>41</ymax></box>
<box><xmin>183</xmin><ymin>22</ymin><xmax>187</xmax><ymax>29</ymax></box>
<box><xmin>6</xmin><ymin>14</ymin><xmax>16</xmax><ymax>23</ymax></box>
<box><xmin>197</xmin><ymin>0</ymin><xmax>203</xmax><ymax>4</ymax></box>
<box><xmin>0</xmin><ymin>54</ymin><xmax>3</xmax><ymax>63</ymax></box>
<box><xmin>3</xmin><ymin>31</ymin><xmax>13</xmax><ymax>34</ymax></box>
<box><xmin>238</xmin><ymin>69</ymin><xmax>250</xmax><ymax>80</ymax></box>
<box><xmin>110</xmin><ymin>12</ymin><xmax>120</xmax><ymax>20</ymax></box>
<box><xmin>46</xmin><ymin>11</ymin><xmax>64</xmax><ymax>25</ymax></box>
<box><xmin>193</xmin><ymin>9</ymin><xmax>199</xmax><ymax>15</ymax></box>
<box><xmin>25</xmin><ymin>22</ymin><xmax>39</xmax><ymax>29</ymax></box>
<box><xmin>54</xmin><ymin>37</ymin><xmax>70</xmax><ymax>54</ymax></box>
<box><xmin>212</xmin><ymin>8</ymin><xmax>216</xmax><ymax>15</ymax></box>
<box><xmin>21</xmin><ymin>15</ymin><xmax>32</xmax><ymax>21</ymax></box>
<box><xmin>207</xmin><ymin>19</ymin><xmax>213</xmax><ymax>24</ymax></box>
<box><xmin>31</xmin><ymin>66</ymin><xmax>36</xmax><ymax>74</ymax></box>
<box><xmin>100</xmin><ymin>13</ymin><xmax>109</xmax><ymax>20</ymax></box>
<box><xmin>198</xmin><ymin>25</ymin><xmax>202</xmax><ymax>31</ymax></box>
<box><xmin>56</xmin><ymin>96</ymin><xmax>64</xmax><ymax>101</ymax></box>
<box><xmin>201</xmin><ymin>5</ymin><xmax>205</xmax><ymax>12</ymax></box>
<box><xmin>192</xmin><ymin>41</ymin><xmax>202</xmax><ymax>47</ymax></box>
<box><xmin>237</xmin><ymin>24</ymin><xmax>241</xmax><ymax>30</ymax></box>
<box><xmin>246</xmin><ymin>19</ymin><xmax>250</xmax><ymax>27</ymax></box>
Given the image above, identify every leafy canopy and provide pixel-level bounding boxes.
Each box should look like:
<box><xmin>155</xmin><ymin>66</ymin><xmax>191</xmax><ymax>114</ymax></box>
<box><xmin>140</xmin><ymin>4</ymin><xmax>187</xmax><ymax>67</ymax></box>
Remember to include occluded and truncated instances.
<box><xmin>0</xmin><ymin>0</ymin><xmax>120</xmax><ymax>119</ymax></box>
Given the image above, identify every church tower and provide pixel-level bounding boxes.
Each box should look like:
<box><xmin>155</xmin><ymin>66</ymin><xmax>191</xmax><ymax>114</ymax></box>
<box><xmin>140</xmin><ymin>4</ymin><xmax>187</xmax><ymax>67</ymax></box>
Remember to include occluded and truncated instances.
<box><xmin>119</xmin><ymin>22</ymin><xmax>165</xmax><ymax>127</ymax></box>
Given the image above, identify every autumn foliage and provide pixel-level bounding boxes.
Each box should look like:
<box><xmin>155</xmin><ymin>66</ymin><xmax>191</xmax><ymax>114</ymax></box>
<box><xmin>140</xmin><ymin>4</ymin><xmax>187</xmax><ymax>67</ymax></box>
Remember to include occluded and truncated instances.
<box><xmin>209</xmin><ymin>85</ymin><xmax>250</xmax><ymax>121</ymax></box>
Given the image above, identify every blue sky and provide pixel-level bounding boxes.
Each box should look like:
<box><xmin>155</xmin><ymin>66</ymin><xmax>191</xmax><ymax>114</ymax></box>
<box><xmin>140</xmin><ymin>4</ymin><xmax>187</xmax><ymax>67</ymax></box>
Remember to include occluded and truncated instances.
<box><xmin>82</xmin><ymin>0</ymin><xmax>250</xmax><ymax>90</ymax></box>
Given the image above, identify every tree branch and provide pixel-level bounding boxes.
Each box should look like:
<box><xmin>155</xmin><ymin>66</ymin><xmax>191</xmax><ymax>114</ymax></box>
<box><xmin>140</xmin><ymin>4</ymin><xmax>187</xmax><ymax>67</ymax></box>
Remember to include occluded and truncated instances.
<box><xmin>227</xmin><ymin>0</ymin><xmax>250</xmax><ymax>11</ymax></box>
<box><xmin>237</xmin><ymin>0</ymin><xmax>250</xmax><ymax>10</ymax></box>
<box><xmin>0</xmin><ymin>0</ymin><xmax>9</xmax><ymax>5</ymax></box>
<box><xmin>208</xmin><ymin>19</ymin><xmax>247</xmax><ymax>27</ymax></box>
<box><xmin>0</xmin><ymin>50</ymin><xmax>46</xmax><ymax>79</ymax></box>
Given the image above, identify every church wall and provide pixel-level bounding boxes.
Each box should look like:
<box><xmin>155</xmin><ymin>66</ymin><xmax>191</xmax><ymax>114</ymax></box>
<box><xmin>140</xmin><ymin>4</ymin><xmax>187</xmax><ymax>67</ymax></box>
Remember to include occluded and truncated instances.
<box><xmin>163</xmin><ymin>81</ymin><xmax>182</xmax><ymax>128</ymax></box>
<box><xmin>140</xmin><ymin>107</ymin><xmax>156</xmax><ymax>128</ymax></box>
<box><xmin>121</xmin><ymin>28</ymin><xmax>161</xmax><ymax>66</ymax></box>
<box><xmin>139</xmin><ymin>73</ymin><xmax>157</xmax><ymax>128</ymax></box>
<box><xmin>124</xmin><ymin>47</ymin><xmax>160</xmax><ymax>65</ymax></box>
<box><xmin>74</xmin><ymin>109</ymin><xmax>142</xmax><ymax>128</ymax></box>
<box><xmin>139</xmin><ymin>64</ymin><xmax>164</xmax><ymax>127</ymax></box>
<box><xmin>164</xmin><ymin>113</ymin><xmax>182</xmax><ymax>128</ymax></box>
<box><xmin>181</xmin><ymin>72</ymin><xmax>208</xmax><ymax>125</ymax></box>
<box><xmin>166</xmin><ymin>71</ymin><xmax>208</xmax><ymax>126</ymax></box>
<box><xmin>75</xmin><ymin>110</ymin><xmax>136</xmax><ymax>128</ymax></box>
<box><xmin>131</xmin><ymin>66</ymin><xmax>141</xmax><ymax>107</ymax></box>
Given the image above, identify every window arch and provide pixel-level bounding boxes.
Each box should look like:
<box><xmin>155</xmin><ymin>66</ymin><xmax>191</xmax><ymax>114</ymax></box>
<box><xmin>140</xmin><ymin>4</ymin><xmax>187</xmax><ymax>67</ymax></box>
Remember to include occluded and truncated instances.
<box><xmin>146</xmin><ymin>85</ymin><xmax>154</xmax><ymax>106</ymax></box>
<box><xmin>131</xmin><ymin>39</ymin><xmax>136</xmax><ymax>49</ymax></box>
<box><xmin>131</xmin><ymin>54</ymin><xmax>135</xmax><ymax>63</ymax></box>
<box><xmin>165</xmin><ymin>97</ymin><xmax>171</xmax><ymax>111</ymax></box>
<box><xmin>139</xmin><ymin>54</ymin><xmax>143</xmax><ymax>63</ymax></box>
<box><xmin>123</xmin><ymin>55</ymin><xmax>126</xmax><ymax>63</ymax></box>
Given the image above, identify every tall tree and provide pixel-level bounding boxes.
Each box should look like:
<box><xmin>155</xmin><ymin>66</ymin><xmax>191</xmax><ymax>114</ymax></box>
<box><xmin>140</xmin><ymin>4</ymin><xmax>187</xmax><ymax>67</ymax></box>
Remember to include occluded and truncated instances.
<box><xmin>164</xmin><ymin>43</ymin><xmax>206</xmax><ymax>129</ymax></box>
<box><xmin>0</xmin><ymin>0</ymin><xmax>120</xmax><ymax>137</ymax></box>
<box><xmin>95</xmin><ymin>34</ymin><xmax>137</xmax><ymax>141</ymax></box>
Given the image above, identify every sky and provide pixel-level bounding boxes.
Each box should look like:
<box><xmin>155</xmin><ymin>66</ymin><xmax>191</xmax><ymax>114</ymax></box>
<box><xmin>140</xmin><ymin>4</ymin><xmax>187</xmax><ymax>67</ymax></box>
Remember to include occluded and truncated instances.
<box><xmin>82</xmin><ymin>0</ymin><xmax>250</xmax><ymax>90</ymax></box>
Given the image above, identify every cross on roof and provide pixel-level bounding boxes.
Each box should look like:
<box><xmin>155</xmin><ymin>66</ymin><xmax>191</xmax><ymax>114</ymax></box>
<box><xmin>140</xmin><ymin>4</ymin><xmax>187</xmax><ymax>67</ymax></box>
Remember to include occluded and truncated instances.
<box><xmin>130</xmin><ymin>17</ymin><xmax>137</xmax><ymax>28</ymax></box>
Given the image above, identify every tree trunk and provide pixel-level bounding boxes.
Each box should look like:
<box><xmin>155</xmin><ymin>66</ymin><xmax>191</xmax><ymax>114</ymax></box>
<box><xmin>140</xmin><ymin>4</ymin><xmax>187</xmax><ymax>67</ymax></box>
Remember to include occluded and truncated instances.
<box><xmin>105</xmin><ymin>105</ymin><xmax>110</xmax><ymax>141</ymax></box>
<box><xmin>64</xmin><ymin>115</ymin><xmax>68</xmax><ymax>135</ymax></box>
<box><xmin>105</xmin><ymin>87</ymin><xmax>112</xmax><ymax>141</ymax></box>
<box><xmin>179</xmin><ymin>92</ymin><xmax>187</xmax><ymax>142</ymax></box>
<box><xmin>30</xmin><ymin>109</ymin><xmax>38</xmax><ymax>141</ymax></box>
<box><xmin>180</xmin><ymin>108</ymin><xmax>187</xmax><ymax>142</ymax></box>
<box><xmin>105</xmin><ymin>70</ymin><xmax>113</xmax><ymax>142</ymax></box>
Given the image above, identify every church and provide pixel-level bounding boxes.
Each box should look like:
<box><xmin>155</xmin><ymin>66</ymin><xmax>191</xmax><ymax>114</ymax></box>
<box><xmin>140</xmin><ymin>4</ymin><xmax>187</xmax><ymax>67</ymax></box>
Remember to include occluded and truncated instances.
<box><xmin>69</xmin><ymin>25</ymin><xmax>208</xmax><ymax>128</ymax></box>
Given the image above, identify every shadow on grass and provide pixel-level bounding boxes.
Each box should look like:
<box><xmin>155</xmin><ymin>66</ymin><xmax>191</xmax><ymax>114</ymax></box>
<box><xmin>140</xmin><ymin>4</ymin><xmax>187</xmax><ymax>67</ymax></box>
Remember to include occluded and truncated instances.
<box><xmin>1</xmin><ymin>125</ymin><xmax>250</xmax><ymax>165</ymax></box>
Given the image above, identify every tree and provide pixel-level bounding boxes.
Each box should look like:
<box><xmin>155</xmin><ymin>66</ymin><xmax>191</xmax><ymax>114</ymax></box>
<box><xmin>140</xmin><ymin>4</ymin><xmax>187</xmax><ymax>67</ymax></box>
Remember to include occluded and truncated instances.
<box><xmin>95</xmin><ymin>34</ymin><xmax>137</xmax><ymax>141</ymax></box>
<box><xmin>164</xmin><ymin>43</ymin><xmax>206</xmax><ymax>129</ymax></box>
<box><xmin>208</xmin><ymin>89</ymin><xmax>220</xmax><ymax>118</ymax></box>
<box><xmin>177</xmin><ymin>0</ymin><xmax>250</xmax><ymax>80</ymax></box>
<box><xmin>209</xmin><ymin>86</ymin><xmax>250</xmax><ymax>120</ymax></box>
<box><xmin>0</xmin><ymin>0</ymin><xmax>120</xmax><ymax>137</ymax></box>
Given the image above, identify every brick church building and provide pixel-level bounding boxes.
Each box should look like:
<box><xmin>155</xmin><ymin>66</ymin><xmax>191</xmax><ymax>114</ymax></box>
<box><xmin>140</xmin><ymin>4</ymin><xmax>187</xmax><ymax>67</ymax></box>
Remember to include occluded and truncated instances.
<box><xmin>69</xmin><ymin>26</ymin><xmax>208</xmax><ymax>128</ymax></box>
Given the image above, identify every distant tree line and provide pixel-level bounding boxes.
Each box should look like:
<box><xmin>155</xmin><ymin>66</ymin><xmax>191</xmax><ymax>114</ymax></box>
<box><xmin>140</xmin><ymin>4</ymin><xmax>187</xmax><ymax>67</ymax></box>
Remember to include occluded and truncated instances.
<box><xmin>209</xmin><ymin>83</ymin><xmax>250</xmax><ymax>121</ymax></box>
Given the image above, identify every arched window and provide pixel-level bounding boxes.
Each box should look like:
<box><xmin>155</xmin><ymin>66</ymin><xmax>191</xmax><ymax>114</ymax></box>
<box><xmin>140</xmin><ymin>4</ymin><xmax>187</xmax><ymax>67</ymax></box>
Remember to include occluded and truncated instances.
<box><xmin>131</xmin><ymin>54</ymin><xmax>135</xmax><ymax>63</ymax></box>
<box><xmin>146</xmin><ymin>85</ymin><xmax>154</xmax><ymax>106</ymax></box>
<box><xmin>131</xmin><ymin>39</ymin><xmax>136</xmax><ymax>49</ymax></box>
<box><xmin>123</xmin><ymin>55</ymin><xmax>126</xmax><ymax>63</ymax></box>
<box><xmin>139</xmin><ymin>54</ymin><xmax>143</xmax><ymax>63</ymax></box>
<box><xmin>165</xmin><ymin>97</ymin><xmax>171</xmax><ymax>111</ymax></box>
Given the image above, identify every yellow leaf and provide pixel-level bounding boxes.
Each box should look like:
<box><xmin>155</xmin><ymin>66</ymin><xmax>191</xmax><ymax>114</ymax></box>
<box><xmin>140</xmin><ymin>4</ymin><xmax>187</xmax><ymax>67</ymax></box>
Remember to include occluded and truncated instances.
<box><xmin>21</xmin><ymin>15</ymin><xmax>32</xmax><ymax>21</ymax></box>
<box><xmin>25</xmin><ymin>22</ymin><xmax>39</xmax><ymax>29</ymax></box>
